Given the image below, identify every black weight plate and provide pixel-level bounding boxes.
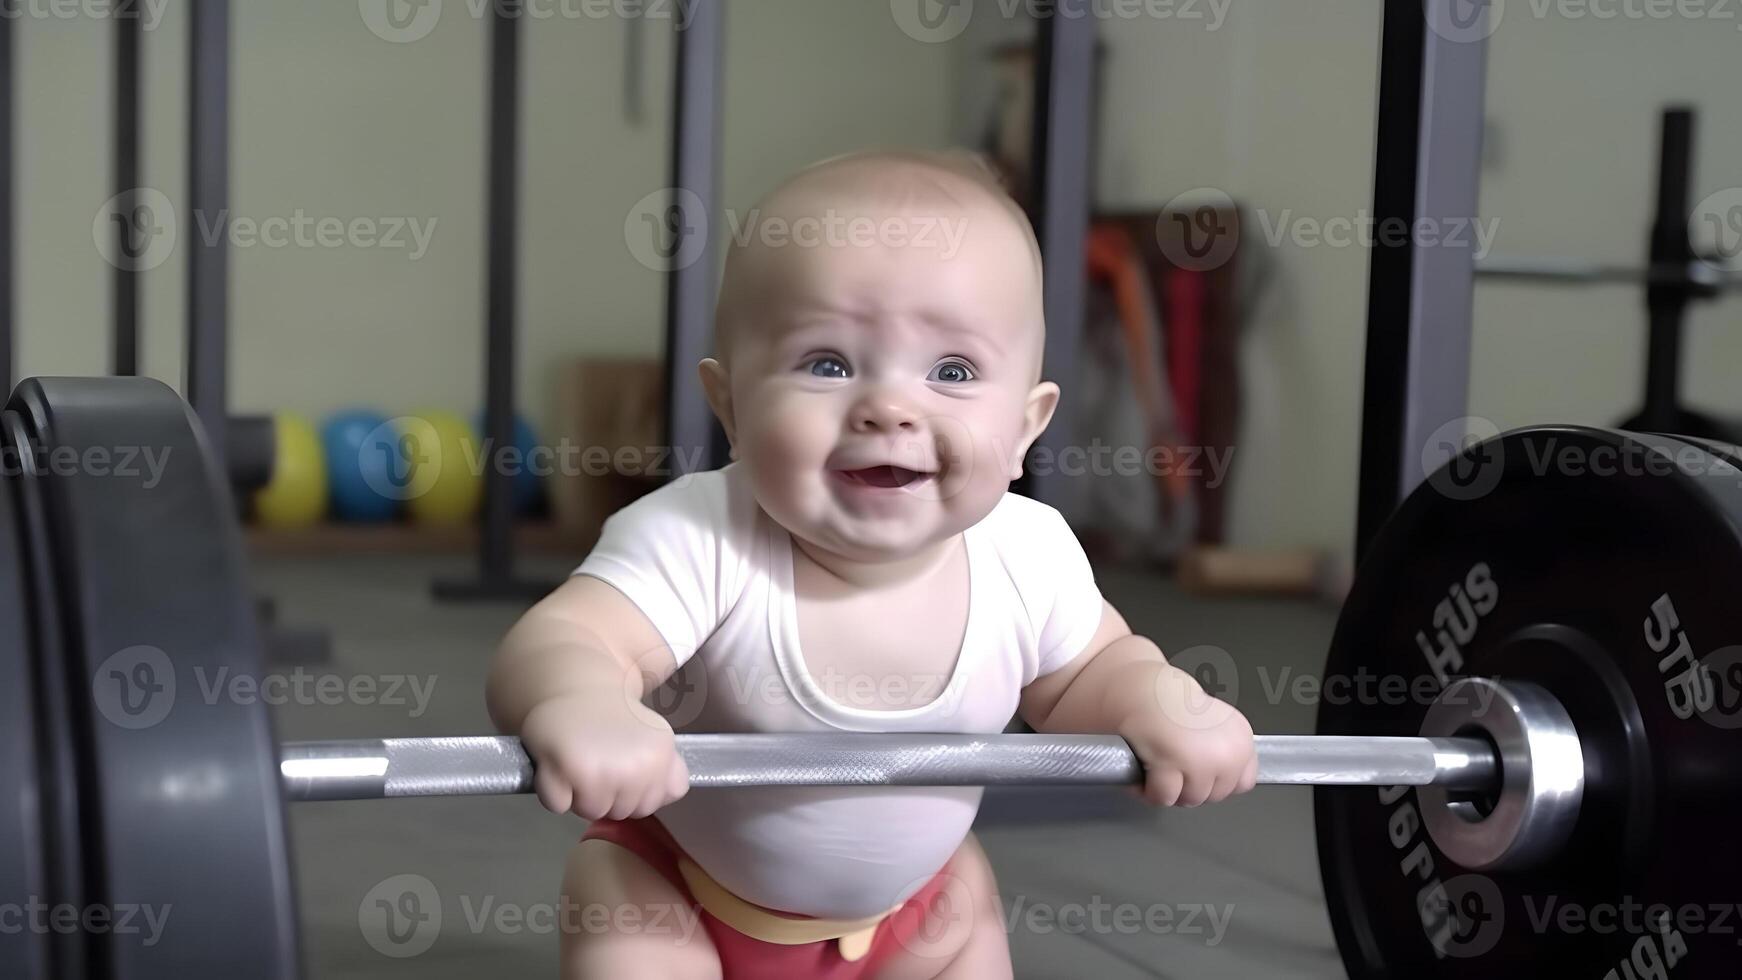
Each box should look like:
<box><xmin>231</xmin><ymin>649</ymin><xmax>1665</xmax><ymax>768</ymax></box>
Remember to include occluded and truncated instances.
<box><xmin>1651</xmin><ymin>432</ymin><xmax>1742</xmax><ymax>758</ymax></box>
<box><xmin>8</xmin><ymin>378</ymin><xmax>299</xmax><ymax>980</ymax></box>
<box><xmin>1317</xmin><ymin>426</ymin><xmax>1742</xmax><ymax>979</ymax></box>
<box><xmin>0</xmin><ymin>415</ymin><xmax>49</xmax><ymax>978</ymax></box>
<box><xmin>3</xmin><ymin>406</ymin><xmax>92</xmax><ymax>980</ymax></box>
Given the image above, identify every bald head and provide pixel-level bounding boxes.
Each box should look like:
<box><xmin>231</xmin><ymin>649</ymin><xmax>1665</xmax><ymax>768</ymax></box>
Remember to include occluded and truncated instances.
<box><xmin>712</xmin><ymin>149</ymin><xmax>1046</xmax><ymax>381</ymax></box>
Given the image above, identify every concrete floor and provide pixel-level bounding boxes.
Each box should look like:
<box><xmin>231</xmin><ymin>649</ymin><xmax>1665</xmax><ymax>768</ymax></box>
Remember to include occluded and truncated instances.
<box><xmin>254</xmin><ymin>553</ymin><xmax>1348</xmax><ymax>979</ymax></box>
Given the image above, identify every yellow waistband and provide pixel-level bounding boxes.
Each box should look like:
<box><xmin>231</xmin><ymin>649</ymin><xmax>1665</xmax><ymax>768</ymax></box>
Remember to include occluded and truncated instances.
<box><xmin>676</xmin><ymin>858</ymin><xmax>900</xmax><ymax>961</ymax></box>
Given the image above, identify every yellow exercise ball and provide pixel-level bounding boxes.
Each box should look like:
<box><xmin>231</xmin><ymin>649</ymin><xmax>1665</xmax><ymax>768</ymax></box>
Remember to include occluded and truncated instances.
<box><xmin>253</xmin><ymin>413</ymin><xmax>327</xmax><ymax>528</ymax></box>
<box><xmin>401</xmin><ymin>410</ymin><xmax>483</xmax><ymax>526</ymax></box>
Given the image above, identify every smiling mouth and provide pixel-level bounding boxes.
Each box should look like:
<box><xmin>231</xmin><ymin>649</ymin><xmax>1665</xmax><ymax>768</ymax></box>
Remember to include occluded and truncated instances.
<box><xmin>835</xmin><ymin>465</ymin><xmax>934</xmax><ymax>489</ymax></box>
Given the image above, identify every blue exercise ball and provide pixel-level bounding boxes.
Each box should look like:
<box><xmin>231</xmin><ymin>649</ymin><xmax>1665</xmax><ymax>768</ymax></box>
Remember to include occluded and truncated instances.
<box><xmin>322</xmin><ymin>410</ymin><xmax>401</xmax><ymax>522</ymax></box>
<box><xmin>473</xmin><ymin>412</ymin><xmax>546</xmax><ymax>515</ymax></box>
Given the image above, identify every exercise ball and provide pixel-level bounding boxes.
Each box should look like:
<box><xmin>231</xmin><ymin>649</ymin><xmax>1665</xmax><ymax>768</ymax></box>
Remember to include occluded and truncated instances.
<box><xmin>402</xmin><ymin>410</ymin><xmax>483</xmax><ymax>526</ymax></box>
<box><xmin>321</xmin><ymin>410</ymin><xmax>400</xmax><ymax>522</ymax></box>
<box><xmin>472</xmin><ymin>411</ymin><xmax>546</xmax><ymax>515</ymax></box>
<box><xmin>252</xmin><ymin>413</ymin><xmax>326</xmax><ymax>528</ymax></box>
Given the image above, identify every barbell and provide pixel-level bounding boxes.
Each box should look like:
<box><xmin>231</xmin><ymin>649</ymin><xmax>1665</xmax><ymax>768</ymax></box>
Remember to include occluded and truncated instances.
<box><xmin>3</xmin><ymin>376</ymin><xmax>1740</xmax><ymax>979</ymax></box>
<box><xmin>1476</xmin><ymin>255</ymin><xmax>1742</xmax><ymax>291</ymax></box>
<box><xmin>276</xmin><ymin>729</ymin><xmax>1503</xmax><ymax>799</ymax></box>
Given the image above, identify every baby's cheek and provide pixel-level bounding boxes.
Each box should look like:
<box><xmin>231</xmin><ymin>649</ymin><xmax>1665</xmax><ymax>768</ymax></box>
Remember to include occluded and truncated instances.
<box><xmin>961</xmin><ymin>411</ymin><xmax>1028</xmax><ymax>481</ymax></box>
<box><xmin>741</xmin><ymin>413</ymin><xmax>836</xmax><ymax>521</ymax></box>
<box><xmin>931</xmin><ymin>434</ymin><xmax>1011</xmax><ymax>514</ymax></box>
<box><xmin>751</xmin><ymin>405</ymin><xmax>833</xmax><ymax>469</ymax></box>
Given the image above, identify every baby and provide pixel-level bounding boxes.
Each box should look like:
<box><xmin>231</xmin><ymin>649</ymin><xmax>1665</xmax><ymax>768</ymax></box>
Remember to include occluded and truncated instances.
<box><xmin>487</xmin><ymin>150</ymin><xmax>1258</xmax><ymax>980</ymax></box>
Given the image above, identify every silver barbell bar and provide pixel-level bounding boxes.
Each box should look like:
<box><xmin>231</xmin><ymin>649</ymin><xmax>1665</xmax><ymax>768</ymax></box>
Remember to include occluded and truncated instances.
<box><xmin>1476</xmin><ymin>255</ymin><xmax>1742</xmax><ymax>289</ymax></box>
<box><xmin>278</xmin><ymin>732</ymin><xmax>1499</xmax><ymax>803</ymax></box>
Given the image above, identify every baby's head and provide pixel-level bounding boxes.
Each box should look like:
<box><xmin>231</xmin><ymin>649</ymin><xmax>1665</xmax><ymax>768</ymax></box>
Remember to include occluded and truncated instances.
<box><xmin>699</xmin><ymin>150</ymin><xmax>1058</xmax><ymax>564</ymax></box>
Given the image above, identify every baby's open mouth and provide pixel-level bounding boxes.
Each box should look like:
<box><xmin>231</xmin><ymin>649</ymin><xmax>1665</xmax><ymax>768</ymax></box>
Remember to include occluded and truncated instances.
<box><xmin>836</xmin><ymin>465</ymin><xmax>933</xmax><ymax>489</ymax></box>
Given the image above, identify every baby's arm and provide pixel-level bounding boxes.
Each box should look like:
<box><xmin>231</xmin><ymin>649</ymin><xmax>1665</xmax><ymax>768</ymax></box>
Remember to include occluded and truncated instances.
<box><xmin>487</xmin><ymin>575</ymin><xmax>691</xmax><ymax>821</ymax></box>
<box><xmin>1017</xmin><ymin>601</ymin><xmax>1258</xmax><ymax>807</ymax></box>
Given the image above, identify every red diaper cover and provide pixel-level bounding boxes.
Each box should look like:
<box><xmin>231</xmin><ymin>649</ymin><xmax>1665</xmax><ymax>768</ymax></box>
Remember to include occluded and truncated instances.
<box><xmin>580</xmin><ymin>817</ymin><xmax>956</xmax><ymax>979</ymax></box>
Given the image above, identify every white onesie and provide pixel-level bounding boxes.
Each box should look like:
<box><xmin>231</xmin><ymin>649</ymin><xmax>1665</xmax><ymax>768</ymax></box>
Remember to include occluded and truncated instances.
<box><xmin>574</xmin><ymin>461</ymin><xmax>1105</xmax><ymax>919</ymax></box>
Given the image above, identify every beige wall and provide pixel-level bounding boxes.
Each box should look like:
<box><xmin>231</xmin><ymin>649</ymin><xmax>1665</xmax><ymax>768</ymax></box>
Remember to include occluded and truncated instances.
<box><xmin>1473</xmin><ymin>11</ymin><xmax>1742</xmax><ymax>433</ymax></box>
<box><xmin>13</xmin><ymin>1</ymin><xmax>956</xmax><ymax>428</ymax></box>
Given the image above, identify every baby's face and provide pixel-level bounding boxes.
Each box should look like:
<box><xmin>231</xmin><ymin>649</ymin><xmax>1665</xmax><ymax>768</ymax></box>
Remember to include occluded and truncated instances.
<box><xmin>703</xmin><ymin>197</ymin><xmax>1054</xmax><ymax>564</ymax></box>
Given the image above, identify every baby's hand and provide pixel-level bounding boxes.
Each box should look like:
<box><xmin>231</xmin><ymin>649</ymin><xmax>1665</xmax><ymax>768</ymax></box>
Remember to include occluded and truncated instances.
<box><xmin>519</xmin><ymin>690</ymin><xmax>690</xmax><ymax>821</ymax></box>
<box><xmin>1120</xmin><ymin>665</ymin><xmax>1258</xmax><ymax>807</ymax></box>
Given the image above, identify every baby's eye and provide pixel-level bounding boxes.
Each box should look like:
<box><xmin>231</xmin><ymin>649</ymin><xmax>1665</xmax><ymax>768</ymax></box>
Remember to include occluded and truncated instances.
<box><xmin>929</xmin><ymin>359</ymin><xmax>976</xmax><ymax>384</ymax></box>
<box><xmin>806</xmin><ymin>355</ymin><xmax>851</xmax><ymax>379</ymax></box>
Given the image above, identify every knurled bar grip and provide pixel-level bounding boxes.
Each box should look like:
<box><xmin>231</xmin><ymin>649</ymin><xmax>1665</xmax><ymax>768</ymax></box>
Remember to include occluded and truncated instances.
<box><xmin>278</xmin><ymin>733</ymin><xmax>1500</xmax><ymax>802</ymax></box>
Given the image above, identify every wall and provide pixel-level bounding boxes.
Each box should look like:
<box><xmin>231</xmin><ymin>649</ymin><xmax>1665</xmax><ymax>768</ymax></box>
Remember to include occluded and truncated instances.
<box><xmin>12</xmin><ymin>0</ymin><xmax>957</xmax><ymax>430</ymax></box>
<box><xmin>1473</xmin><ymin>10</ymin><xmax>1742</xmax><ymax>432</ymax></box>
<box><xmin>958</xmin><ymin>1</ymin><xmax>1742</xmax><ymax>559</ymax></box>
<box><xmin>18</xmin><ymin>2</ymin><xmax>1742</xmax><ymax>555</ymax></box>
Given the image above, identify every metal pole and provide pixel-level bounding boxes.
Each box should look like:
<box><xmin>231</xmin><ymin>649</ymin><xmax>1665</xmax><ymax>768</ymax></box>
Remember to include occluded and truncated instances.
<box><xmin>480</xmin><ymin>4</ymin><xmax>520</xmax><ymax>583</ymax></box>
<box><xmin>1355</xmin><ymin>0</ymin><xmax>1489</xmax><ymax>559</ymax></box>
<box><xmin>1024</xmin><ymin>6</ymin><xmax>1096</xmax><ymax>509</ymax></box>
<box><xmin>1640</xmin><ymin>107</ymin><xmax>1695</xmax><ymax>431</ymax></box>
<box><xmin>280</xmin><ymin>732</ymin><xmax>1502</xmax><ymax>802</ymax></box>
<box><xmin>186</xmin><ymin>0</ymin><xmax>230</xmax><ymax>464</ymax></box>
<box><xmin>663</xmin><ymin>0</ymin><xmax>724</xmax><ymax>476</ymax></box>
<box><xmin>431</xmin><ymin>4</ymin><xmax>556</xmax><ymax>603</ymax></box>
<box><xmin>114</xmin><ymin>8</ymin><xmax>141</xmax><ymax>377</ymax></box>
<box><xmin>1476</xmin><ymin>255</ymin><xmax>1738</xmax><ymax>288</ymax></box>
<box><xmin>0</xmin><ymin>16</ymin><xmax>12</xmax><ymax>393</ymax></box>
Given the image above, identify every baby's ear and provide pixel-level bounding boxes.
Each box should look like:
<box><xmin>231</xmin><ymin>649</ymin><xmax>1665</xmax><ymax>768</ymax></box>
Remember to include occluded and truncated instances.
<box><xmin>698</xmin><ymin>358</ymin><xmax>737</xmax><ymax>450</ymax></box>
<box><xmin>1009</xmin><ymin>381</ymin><xmax>1060</xmax><ymax>479</ymax></box>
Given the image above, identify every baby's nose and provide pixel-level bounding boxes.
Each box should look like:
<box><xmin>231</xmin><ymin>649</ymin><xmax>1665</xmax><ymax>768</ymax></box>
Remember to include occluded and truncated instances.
<box><xmin>849</xmin><ymin>392</ymin><xmax>920</xmax><ymax>433</ymax></box>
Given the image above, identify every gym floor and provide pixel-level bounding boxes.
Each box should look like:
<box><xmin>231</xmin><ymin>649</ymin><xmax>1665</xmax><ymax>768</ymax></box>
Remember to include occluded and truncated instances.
<box><xmin>257</xmin><ymin>553</ymin><xmax>1344</xmax><ymax>979</ymax></box>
